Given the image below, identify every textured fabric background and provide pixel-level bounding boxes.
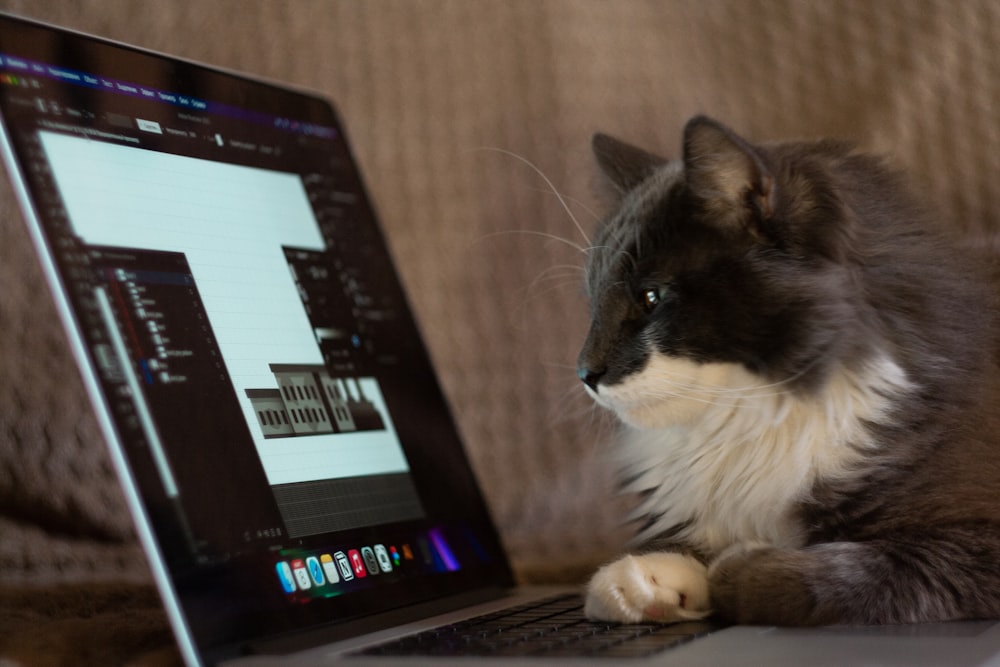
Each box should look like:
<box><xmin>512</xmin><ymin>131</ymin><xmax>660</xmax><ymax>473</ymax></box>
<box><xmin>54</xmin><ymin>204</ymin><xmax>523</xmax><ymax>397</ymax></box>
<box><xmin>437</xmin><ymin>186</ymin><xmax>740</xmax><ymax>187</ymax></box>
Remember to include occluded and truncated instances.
<box><xmin>0</xmin><ymin>2</ymin><xmax>998</xmax><ymax>659</ymax></box>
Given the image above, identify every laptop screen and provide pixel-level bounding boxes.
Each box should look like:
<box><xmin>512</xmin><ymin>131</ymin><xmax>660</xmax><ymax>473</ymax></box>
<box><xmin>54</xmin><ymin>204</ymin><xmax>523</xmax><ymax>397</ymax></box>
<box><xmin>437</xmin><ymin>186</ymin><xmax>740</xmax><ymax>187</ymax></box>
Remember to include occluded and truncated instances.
<box><xmin>0</xmin><ymin>13</ymin><xmax>512</xmax><ymax>660</ymax></box>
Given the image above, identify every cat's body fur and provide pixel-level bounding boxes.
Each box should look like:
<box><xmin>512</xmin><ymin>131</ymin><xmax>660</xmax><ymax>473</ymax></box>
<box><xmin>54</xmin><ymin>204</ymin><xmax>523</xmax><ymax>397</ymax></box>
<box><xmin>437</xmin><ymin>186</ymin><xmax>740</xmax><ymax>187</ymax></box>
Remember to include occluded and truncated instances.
<box><xmin>578</xmin><ymin>116</ymin><xmax>1000</xmax><ymax>626</ymax></box>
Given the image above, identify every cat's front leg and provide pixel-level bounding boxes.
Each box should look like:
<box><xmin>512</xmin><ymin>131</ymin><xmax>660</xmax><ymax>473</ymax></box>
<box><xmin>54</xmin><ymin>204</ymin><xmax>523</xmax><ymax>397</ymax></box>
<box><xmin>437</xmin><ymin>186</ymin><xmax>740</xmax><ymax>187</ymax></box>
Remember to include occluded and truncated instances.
<box><xmin>707</xmin><ymin>542</ymin><xmax>816</xmax><ymax>625</ymax></box>
<box><xmin>584</xmin><ymin>552</ymin><xmax>711</xmax><ymax>623</ymax></box>
<box><xmin>707</xmin><ymin>540</ymin><xmax>950</xmax><ymax>626</ymax></box>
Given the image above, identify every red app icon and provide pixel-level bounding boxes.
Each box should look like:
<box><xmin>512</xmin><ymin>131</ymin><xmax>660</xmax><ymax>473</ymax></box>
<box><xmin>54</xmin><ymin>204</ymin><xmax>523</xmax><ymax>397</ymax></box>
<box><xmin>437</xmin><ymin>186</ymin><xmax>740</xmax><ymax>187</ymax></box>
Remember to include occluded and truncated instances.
<box><xmin>291</xmin><ymin>558</ymin><xmax>312</xmax><ymax>590</ymax></box>
<box><xmin>348</xmin><ymin>549</ymin><xmax>367</xmax><ymax>578</ymax></box>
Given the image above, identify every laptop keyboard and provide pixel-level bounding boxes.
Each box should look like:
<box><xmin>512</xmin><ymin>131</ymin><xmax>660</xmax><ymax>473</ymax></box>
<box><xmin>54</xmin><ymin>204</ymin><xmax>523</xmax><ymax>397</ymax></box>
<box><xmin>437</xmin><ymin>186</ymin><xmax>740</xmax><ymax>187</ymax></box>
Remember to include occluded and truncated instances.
<box><xmin>355</xmin><ymin>593</ymin><xmax>726</xmax><ymax>659</ymax></box>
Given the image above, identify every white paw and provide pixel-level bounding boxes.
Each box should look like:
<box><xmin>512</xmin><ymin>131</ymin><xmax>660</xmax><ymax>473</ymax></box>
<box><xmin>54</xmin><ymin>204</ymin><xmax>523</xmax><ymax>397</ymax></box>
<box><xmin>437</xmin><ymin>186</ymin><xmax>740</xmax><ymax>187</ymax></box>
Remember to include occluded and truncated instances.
<box><xmin>584</xmin><ymin>553</ymin><xmax>711</xmax><ymax>623</ymax></box>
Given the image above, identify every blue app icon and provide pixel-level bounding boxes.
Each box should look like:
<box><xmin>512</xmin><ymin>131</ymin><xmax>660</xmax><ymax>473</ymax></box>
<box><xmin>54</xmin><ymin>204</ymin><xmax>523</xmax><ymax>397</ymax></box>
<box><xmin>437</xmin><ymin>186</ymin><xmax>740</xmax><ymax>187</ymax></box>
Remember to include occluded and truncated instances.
<box><xmin>276</xmin><ymin>561</ymin><xmax>296</xmax><ymax>594</ymax></box>
<box><xmin>306</xmin><ymin>555</ymin><xmax>326</xmax><ymax>586</ymax></box>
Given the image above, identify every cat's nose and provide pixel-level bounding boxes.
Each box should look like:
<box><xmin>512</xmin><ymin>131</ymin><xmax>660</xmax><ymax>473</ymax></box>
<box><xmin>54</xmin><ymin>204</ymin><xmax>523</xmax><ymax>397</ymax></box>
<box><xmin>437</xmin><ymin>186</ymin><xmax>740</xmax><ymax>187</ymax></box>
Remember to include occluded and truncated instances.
<box><xmin>577</xmin><ymin>366</ymin><xmax>605</xmax><ymax>392</ymax></box>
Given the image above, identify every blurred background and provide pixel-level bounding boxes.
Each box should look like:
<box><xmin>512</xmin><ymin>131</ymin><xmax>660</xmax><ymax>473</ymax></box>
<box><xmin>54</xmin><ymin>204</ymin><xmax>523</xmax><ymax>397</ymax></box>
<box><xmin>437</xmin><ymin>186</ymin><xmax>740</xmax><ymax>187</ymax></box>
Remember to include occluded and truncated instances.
<box><xmin>1</xmin><ymin>0</ymin><xmax>999</xmax><ymax>593</ymax></box>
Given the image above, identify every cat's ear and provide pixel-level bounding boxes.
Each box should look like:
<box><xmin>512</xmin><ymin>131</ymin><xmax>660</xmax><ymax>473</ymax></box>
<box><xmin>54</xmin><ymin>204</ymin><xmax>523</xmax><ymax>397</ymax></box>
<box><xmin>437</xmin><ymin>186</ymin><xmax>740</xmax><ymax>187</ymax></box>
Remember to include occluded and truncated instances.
<box><xmin>682</xmin><ymin>116</ymin><xmax>776</xmax><ymax>234</ymax></box>
<box><xmin>592</xmin><ymin>133</ymin><xmax>667</xmax><ymax>197</ymax></box>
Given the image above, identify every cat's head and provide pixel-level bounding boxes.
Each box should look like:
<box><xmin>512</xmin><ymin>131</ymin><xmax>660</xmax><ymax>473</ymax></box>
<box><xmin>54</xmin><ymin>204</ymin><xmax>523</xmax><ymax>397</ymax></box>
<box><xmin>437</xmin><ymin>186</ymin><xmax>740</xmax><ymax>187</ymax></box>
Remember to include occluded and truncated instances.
<box><xmin>578</xmin><ymin>116</ymin><xmax>870</xmax><ymax>429</ymax></box>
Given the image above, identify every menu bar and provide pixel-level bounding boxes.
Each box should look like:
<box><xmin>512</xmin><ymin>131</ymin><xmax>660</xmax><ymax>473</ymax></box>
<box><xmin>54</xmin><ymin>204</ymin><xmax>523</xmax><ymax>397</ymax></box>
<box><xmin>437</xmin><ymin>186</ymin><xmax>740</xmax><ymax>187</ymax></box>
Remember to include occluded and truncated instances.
<box><xmin>0</xmin><ymin>53</ymin><xmax>336</xmax><ymax>139</ymax></box>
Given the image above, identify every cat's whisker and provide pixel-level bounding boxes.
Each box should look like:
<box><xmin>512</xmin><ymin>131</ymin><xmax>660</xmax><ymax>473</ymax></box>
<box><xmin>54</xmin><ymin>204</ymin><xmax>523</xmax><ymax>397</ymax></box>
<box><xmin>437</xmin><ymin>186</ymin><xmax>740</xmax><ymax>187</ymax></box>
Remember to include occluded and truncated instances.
<box><xmin>645</xmin><ymin>378</ymin><xmax>801</xmax><ymax>404</ymax></box>
<box><xmin>518</xmin><ymin>280</ymin><xmax>587</xmax><ymax>316</ymax></box>
<box><xmin>473</xmin><ymin>229</ymin><xmax>590</xmax><ymax>255</ymax></box>
<box><xmin>581</xmin><ymin>405</ymin><xmax>617</xmax><ymax>454</ymax></box>
<box><xmin>546</xmin><ymin>384</ymin><xmax>602</xmax><ymax>427</ymax></box>
<box><xmin>510</xmin><ymin>277</ymin><xmax>583</xmax><ymax>333</ymax></box>
<box><xmin>532</xmin><ymin>264</ymin><xmax>587</xmax><ymax>281</ymax></box>
<box><xmin>525</xmin><ymin>269</ymin><xmax>587</xmax><ymax>300</ymax></box>
<box><xmin>642</xmin><ymin>379</ymin><xmax>796</xmax><ymax>401</ymax></box>
<box><xmin>472</xmin><ymin>146</ymin><xmax>592</xmax><ymax>248</ymax></box>
<box><xmin>637</xmin><ymin>352</ymin><xmax>829</xmax><ymax>399</ymax></box>
<box><xmin>540</xmin><ymin>360</ymin><xmax>579</xmax><ymax>371</ymax></box>
<box><xmin>518</xmin><ymin>274</ymin><xmax>587</xmax><ymax>309</ymax></box>
<box><xmin>600</xmin><ymin>370</ymin><xmax>808</xmax><ymax>409</ymax></box>
<box><xmin>528</xmin><ymin>187</ymin><xmax>602</xmax><ymax>224</ymax></box>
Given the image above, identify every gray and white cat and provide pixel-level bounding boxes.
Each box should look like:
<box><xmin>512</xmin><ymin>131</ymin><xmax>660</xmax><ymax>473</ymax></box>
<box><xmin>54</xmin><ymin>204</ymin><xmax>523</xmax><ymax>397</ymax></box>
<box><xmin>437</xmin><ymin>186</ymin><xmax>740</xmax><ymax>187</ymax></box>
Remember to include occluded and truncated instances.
<box><xmin>578</xmin><ymin>116</ymin><xmax>1000</xmax><ymax>626</ymax></box>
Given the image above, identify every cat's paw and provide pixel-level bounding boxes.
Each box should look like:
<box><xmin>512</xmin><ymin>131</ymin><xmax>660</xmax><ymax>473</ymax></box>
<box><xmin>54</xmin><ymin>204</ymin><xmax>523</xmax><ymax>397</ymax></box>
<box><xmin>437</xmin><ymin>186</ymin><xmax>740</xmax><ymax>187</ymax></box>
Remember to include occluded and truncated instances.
<box><xmin>584</xmin><ymin>553</ymin><xmax>711</xmax><ymax>623</ymax></box>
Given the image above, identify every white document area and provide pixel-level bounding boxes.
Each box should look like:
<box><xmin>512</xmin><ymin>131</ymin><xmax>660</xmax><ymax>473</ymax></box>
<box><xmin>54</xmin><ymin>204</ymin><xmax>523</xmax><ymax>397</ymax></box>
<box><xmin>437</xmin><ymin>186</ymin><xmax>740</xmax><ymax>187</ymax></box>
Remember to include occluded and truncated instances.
<box><xmin>40</xmin><ymin>130</ymin><xmax>410</xmax><ymax>485</ymax></box>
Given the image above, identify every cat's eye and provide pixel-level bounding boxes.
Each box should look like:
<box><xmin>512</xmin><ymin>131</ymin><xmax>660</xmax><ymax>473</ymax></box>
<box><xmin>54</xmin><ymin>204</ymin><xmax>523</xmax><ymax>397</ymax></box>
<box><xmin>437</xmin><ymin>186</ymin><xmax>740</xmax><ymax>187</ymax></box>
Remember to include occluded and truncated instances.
<box><xmin>642</xmin><ymin>287</ymin><xmax>662</xmax><ymax>312</ymax></box>
<box><xmin>637</xmin><ymin>281</ymin><xmax>673</xmax><ymax>313</ymax></box>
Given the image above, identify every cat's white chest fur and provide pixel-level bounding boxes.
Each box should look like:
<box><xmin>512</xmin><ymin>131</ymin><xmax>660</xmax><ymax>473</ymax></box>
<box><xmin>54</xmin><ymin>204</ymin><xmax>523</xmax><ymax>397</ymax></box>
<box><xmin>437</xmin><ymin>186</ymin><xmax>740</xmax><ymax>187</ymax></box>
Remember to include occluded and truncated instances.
<box><xmin>584</xmin><ymin>351</ymin><xmax>912</xmax><ymax>623</ymax></box>
<box><xmin>591</xmin><ymin>351</ymin><xmax>912</xmax><ymax>555</ymax></box>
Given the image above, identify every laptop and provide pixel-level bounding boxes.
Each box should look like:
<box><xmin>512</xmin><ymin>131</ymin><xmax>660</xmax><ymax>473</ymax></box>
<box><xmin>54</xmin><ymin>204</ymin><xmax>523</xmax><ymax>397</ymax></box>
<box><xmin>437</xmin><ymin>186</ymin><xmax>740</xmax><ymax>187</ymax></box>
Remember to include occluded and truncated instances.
<box><xmin>2</xmin><ymin>12</ymin><xmax>1000</xmax><ymax>667</ymax></box>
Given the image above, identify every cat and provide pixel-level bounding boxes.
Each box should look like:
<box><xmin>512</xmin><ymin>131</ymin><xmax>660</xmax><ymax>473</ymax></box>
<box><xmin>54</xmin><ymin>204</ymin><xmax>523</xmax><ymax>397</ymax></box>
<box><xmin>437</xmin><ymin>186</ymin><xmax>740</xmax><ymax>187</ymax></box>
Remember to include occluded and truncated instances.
<box><xmin>577</xmin><ymin>115</ymin><xmax>1000</xmax><ymax>627</ymax></box>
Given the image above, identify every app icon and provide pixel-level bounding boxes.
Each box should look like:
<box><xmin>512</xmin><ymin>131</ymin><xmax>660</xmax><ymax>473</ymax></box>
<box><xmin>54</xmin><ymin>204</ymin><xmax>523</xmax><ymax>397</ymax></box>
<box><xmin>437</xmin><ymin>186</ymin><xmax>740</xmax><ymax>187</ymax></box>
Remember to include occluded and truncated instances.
<box><xmin>402</xmin><ymin>544</ymin><xmax>414</xmax><ymax>560</ymax></box>
<box><xmin>374</xmin><ymin>544</ymin><xmax>393</xmax><ymax>573</ymax></box>
<box><xmin>276</xmin><ymin>561</ymin><xmax>296</xmax><ymax>594</ymax></box>
<box><xmin>390</xmin><ymin>545</ymin><xmax>401</xmax><ymax>568</ymax></box>
<box><xmin>291</xmin><ymin>558</ymin><xmax>312</xmax><ymax>590</ymax></box>
<box><xmin>429</xmin><ymin>528</ymin><xmax>460</xmax><ymax>572</ymax></box>
<box><xmin>416</xmin><ymin>537</ymin><xmax>433</xmax><ymax>565</ymax></box>
<box><xmin>306</xmin><ymin>556</ymin><xmax>326</xmax><ymax>586</ymax></box>
<box><xmin>334</xmin><ymin>551</ymin><xmax>354</xmax><ymax>581</ymax></box>
<box><xmin>320</xmin><ymin>553</ymin><xmax>340</xmax><ymax>584</ymax></box>
<box><xmin>361</xmin><ymin>546</ymin><xmax>380</xmax><ymax>575</ymax></box>
<box><xmin>348</xmin><ymin>549</ymin><xmax>367</xmax><ymax>578</ymax></box>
